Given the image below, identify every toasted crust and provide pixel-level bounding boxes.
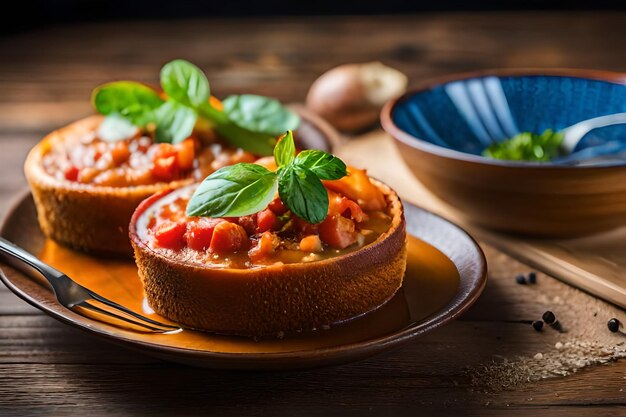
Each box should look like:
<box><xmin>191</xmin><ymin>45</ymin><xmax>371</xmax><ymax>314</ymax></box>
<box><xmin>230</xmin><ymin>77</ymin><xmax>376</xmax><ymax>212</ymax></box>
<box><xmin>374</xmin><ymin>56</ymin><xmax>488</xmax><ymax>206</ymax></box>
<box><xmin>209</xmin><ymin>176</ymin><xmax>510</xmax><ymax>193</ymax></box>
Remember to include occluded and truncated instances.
<box><xmin>130</xmin><ymin>180</ymin><xmax>407</xmax><ymax>337</ymax></box>
<box><xmin>24</xmin><ymin>116</ymin><xmax>194</xmax><ymax>256</ymax></box>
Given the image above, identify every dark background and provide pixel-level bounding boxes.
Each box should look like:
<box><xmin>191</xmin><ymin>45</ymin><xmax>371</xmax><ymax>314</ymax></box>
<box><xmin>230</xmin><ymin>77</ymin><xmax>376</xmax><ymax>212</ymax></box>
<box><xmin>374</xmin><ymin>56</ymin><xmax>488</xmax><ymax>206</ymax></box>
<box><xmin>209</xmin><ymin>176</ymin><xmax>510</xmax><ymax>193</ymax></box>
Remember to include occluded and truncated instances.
<box><xmin>7</xmin><ymin>0</ymin><xmax>626</xmax><ymax>34</ymax></box>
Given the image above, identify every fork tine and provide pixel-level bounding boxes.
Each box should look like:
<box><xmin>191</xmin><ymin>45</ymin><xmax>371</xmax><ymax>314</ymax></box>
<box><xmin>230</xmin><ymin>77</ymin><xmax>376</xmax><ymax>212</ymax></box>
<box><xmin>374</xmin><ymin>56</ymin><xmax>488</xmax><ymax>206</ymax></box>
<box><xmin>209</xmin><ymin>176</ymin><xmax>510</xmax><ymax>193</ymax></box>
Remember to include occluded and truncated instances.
<box><xmin>87</xmin><ymin>290</ymin><xmax>180</xmax><ymax>330</ymax></box>
<box><xmin>76</xmin><ymin>300</ymin><xmax>179</xmax><ymax>333</ymax></box>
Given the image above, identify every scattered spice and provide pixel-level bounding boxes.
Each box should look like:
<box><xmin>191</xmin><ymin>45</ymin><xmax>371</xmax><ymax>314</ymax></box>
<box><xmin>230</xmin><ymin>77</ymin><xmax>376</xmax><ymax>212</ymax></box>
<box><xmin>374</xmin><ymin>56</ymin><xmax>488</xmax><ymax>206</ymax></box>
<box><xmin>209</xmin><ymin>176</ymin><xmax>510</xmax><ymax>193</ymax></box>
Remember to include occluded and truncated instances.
<box><xmin>532</xmin><ymin>320</ymin><xmax>544</xmax><ymax>331</ymax></box>
<box><xmin>608</xmin><ymin>318</ymin><xmax>620</xmax><ymax>333</ymax></box>
<box><xmin>515</xmin><ymin>272</ymin><xmax>538</xmax><ymax>285</ymax></box>
<box><xmin>542</xmin><ymin>311</ymin><xmax>556</xmax><ymax>325</ymax></box>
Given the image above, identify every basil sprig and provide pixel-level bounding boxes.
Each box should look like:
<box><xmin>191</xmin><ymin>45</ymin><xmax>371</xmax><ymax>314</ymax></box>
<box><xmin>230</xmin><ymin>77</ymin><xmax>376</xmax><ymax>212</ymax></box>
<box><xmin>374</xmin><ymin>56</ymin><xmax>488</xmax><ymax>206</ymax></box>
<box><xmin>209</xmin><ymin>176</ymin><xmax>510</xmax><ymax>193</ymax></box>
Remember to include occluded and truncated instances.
<box><xmin>482</xmin><ymin>129</ymin><xmax>565</xmax><ymax>162</ymax></box>
<box><xmin>186</xmin><ymin>131</ymin><xmax>347</xmax><ymax>224</ymax></box>
<box><xmin>91</xmin><ymin>59</ymin><xmax>300</xmax><ymax>154</ymax></box>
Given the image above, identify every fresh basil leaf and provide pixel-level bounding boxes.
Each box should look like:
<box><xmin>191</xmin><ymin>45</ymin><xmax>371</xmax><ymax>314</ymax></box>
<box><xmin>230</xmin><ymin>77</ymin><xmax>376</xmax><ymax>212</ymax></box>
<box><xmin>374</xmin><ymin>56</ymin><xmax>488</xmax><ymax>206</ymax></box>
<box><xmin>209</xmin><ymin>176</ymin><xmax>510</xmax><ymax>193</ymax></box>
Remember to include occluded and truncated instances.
<box><xmin>160</xmin><ymin>59</ymin><xmax>210</xmax><ymax>108</ymax></box>
<box><xmin>154</xmin><ymin>101</ymin><xmax>198</xmax><ymax>144</ymax></box>
<box><xmin>91</xmin><ymin>81</ymin><xmax>163</xmax><ymax>126</ymax></box>
<box><xmin>274</xmin><ymin>131</ymin><xmax>295</xmax><ymax>167</ymax></box>
<box><xmin>278</xmin><ymin>165</ymin><xmax>328</xmax><ymax>224</ymax></box>
<box><xmin>196</xmin><ymin>102</ymin><xmax>276</xmax><ymax>156</ymax></box>
<box><xmin>222</xmin><ymin>94</ymin><xmax>300</xmax><ymax>136</ymax></box>
<box><xmin>97</xmin><ymin>114</ymin><xmax>140</xmax><ymax>142</ymax></box>
<box><xmin>186</xmin><ymin>163</ymin><xmax>278</xmax><ymax>218</ymax></box>
<box><xmin>295</xmin><ymin>149</ymin><xmax>347</xmax><ymax>180</ymax></box>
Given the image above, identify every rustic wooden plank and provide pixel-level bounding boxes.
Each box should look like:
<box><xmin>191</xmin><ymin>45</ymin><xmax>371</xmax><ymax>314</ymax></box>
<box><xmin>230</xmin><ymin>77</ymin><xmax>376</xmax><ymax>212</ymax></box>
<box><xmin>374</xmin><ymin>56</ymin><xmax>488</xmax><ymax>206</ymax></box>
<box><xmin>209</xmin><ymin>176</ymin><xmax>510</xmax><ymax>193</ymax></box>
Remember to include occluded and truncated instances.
<box><xmin>0</xmin><ymin>361</ymin><xmax>625</xmax><ymax>416</ymax></box>
<box><xmin>0</xmin><ymin>290</ymin><xmax>39</xmax><ymax>315</ymax></box>
<box><xmin>0</xmin><ymin>134</ymin><xmax>40</xmax><ymax>217</ymax></box>
<box><xmin>0</xmin><ymin>14</ymin><xmax>625</xmax><ymax>133</ymax></box>
<box><xmin>0</xmin><ymin>313</ymin><xmax>550</xmax><ymax>367</ymax></box>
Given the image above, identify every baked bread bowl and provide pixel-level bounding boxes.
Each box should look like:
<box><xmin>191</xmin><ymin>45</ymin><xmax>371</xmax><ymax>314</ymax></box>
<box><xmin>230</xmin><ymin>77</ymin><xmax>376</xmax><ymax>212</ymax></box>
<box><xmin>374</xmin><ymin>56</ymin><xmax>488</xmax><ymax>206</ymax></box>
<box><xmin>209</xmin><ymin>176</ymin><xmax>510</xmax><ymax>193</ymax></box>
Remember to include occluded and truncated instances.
<box><xmin>129</xmin><ymin>168</ymin><xmax>406</xmax><ymax>337</ymax></box>
<box><xmin>24</xmin><ymin>59</ymin><xmax>304</xmax><ymax>256</ymax></box>
<box><xmin>24</xmin><ymin>115</ymin><xmax>252</xmax><ymax>256</ymax></box>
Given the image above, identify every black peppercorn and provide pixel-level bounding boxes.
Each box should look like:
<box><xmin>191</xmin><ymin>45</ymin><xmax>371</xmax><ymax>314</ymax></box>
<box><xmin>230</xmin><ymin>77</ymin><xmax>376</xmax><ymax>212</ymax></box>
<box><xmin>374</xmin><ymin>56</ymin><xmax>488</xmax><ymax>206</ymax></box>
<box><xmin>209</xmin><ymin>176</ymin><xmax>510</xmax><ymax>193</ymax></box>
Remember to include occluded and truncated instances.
<box><xmin>532</xmin><ymin>320</ymin><xmax>544</xmax><ymax>331</ymax></box>
<box><xmin>515</xmin><ymin>275</ymin><xmax>527</xmax><ymax>285</ymax></box>
<box><xmin>528</xmin><ymin>272</ymin><xmax>537</xmax><ymax>284</ymax></box>
<box><xmin>542</xmin><ymin>311</ymin><xmax>556</xmax><ymax>324</ymax></box>
<box><xmin>608</xmin><ymin>318</ymin><xmax>620</xmax><ymax>333</ymax></box>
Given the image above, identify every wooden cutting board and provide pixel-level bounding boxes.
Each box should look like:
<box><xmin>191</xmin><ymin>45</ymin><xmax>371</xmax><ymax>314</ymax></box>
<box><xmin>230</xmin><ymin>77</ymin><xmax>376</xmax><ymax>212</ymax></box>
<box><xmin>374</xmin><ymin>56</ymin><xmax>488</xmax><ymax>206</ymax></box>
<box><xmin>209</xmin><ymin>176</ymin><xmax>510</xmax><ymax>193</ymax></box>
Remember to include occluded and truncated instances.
<box><xmin>335</xmin><ymin>129</ymin><xmax>626</xmax><ymax>309</ymax></box>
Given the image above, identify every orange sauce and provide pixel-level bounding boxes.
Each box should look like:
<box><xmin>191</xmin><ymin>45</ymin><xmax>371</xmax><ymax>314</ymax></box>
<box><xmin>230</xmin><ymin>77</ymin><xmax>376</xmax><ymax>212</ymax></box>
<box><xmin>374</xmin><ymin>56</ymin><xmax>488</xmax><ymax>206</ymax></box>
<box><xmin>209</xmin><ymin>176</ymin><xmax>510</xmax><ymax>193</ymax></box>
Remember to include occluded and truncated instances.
<box><xmin>39</xmin><ymin>236</ymin><xmax>460</xmax><ymax>353</ymax></box>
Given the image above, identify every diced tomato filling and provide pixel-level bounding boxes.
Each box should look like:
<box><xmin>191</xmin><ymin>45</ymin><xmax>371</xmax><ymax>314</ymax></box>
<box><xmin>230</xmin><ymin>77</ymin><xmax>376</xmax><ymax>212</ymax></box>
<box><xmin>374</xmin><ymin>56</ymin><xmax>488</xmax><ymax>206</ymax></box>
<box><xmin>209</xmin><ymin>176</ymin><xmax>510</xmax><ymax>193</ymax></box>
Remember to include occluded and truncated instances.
<box><xmin>319</xmin><ymin>214</ymin><xmax>357</xmax><ymax>249</ymax></box>
<box><xmin>64</xmin><ymin>165</ymin><xmax>80</xmax><ymax>181</ymax></box>
<box><xmin>151</xmin><ymin>155</ymin><xmax>178</xmax><ymax>182</ymax></box>
<box><xmin>111</xmin><ymin>141</ymin><xmax>130</xmax><ymax>166</ymax></box>
<box><xmin>268</xmin><ymin>197</ymin><xmax>287</xmax><ymax>215</ymax></box>
<box><xmin>184</xmin><ymin>218</ymin><xmax>224</xmax><ymax>251</ymax></box>
<box><xmin>154</xmin><ymin>220</ymin><xmax>187</xmax><ymax>250</ymax></box>
<box><xmin>235</xmin><ymin>214</ymin><xmax>258</xmax><ymax>235</ymax></box>
<box><xmin>175</xmin><ymin>139</ymin><xmax>195</xmax><ymax>171</ymax></box>
<box><xmin>293</xmin><ymin>217</ymin><xmax>319</xmax><ymax>235</ymax></box>
<box><xmin>148</xmin><ymin>165</ymin><xmax>391</xmax><ymax>264</ymax></box>
<box><xmin>257</xmin><ymin>209</ymin><xmax>279</xmax><ymax>233</ymax></box>
<box><xmin>249</xmin><ymin>231</ymin><xmax>280</xmax><ymax>261</ymax></box>
<box><xmin>324</xmin><ymin>167</ymin><xmax>386</xmax><ymax>211</ymax></box>
<box><xmin>209</xmin><ymin>221</ymin><xmax>249</xmax><ymax>254</ymax></box>
<box><xmin>151</xmin><ymin>139</ymin><xmax>196</xmax><ymax>182</ymax></box>
<box><xmin>327</xmin><ymin>191</ymin><xmax>367</xmax><ymax>222</ymax></box>
<box><xmin>299</xmin><ymin>235</ymin><xmax>323</xmax><ymax>253</ymax></box>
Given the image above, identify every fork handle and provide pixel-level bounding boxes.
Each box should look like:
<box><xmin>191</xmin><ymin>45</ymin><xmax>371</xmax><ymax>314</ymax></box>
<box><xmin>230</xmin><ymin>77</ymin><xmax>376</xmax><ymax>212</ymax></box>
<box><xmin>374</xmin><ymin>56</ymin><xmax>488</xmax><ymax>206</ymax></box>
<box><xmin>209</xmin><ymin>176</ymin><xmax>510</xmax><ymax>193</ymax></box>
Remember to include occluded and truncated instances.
<box><xmin>0</xmin><ymin>237</ymin><xmax>65</xmax><ymax>281</ymax></box>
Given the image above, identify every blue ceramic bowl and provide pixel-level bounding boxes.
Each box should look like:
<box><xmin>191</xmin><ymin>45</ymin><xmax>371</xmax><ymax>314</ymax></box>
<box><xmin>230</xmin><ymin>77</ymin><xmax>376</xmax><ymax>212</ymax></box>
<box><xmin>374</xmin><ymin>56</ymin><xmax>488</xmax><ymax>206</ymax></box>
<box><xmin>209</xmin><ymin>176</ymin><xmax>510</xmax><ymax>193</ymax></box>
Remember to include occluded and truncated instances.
<box><xmin>381</xmin><ymin>69</ymin><xmax>626</xmax><ymax>236</ymax></box>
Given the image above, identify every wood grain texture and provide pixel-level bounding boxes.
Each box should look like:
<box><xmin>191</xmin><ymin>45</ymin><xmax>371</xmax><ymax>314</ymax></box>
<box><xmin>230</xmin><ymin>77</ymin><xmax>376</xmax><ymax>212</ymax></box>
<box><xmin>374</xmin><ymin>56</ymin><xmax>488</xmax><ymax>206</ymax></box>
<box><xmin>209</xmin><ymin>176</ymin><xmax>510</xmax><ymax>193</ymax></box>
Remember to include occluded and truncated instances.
<box><xmin>1</xmin><ymin>12</ymin><xmax>626</xmax><ymax>416</ymax></box>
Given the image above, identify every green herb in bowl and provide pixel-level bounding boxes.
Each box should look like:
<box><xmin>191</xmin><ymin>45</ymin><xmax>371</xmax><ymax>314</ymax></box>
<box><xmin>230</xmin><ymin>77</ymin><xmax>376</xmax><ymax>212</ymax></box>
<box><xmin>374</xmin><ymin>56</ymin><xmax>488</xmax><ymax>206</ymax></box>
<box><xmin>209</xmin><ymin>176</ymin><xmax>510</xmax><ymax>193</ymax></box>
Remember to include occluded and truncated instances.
<box><xmin>482</xmin><ymin>129</ymin><xmax>565</xmax><ymax>162</ymax></box>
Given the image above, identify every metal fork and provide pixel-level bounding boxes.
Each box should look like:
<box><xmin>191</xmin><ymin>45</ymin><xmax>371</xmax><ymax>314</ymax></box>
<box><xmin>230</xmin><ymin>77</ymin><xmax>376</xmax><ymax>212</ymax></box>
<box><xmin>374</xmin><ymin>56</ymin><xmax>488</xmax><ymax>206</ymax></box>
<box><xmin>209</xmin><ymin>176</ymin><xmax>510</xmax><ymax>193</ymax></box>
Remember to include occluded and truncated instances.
<box><xmin>0</xmin><ymin>237</ymin><xmax>181</xmax><ymax>334</ymax></box>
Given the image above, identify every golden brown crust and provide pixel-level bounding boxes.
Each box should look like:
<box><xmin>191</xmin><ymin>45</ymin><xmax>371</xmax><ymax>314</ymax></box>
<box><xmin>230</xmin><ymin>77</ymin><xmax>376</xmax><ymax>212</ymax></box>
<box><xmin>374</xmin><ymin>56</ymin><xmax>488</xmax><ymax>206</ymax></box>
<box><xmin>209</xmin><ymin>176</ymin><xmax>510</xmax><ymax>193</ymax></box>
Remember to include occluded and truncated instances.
<box><xmin>24</xmin><ymin>116</ymin><xmax>194</xmax><ymax>256</ymax></box>
<box><xmin>130</xmin><ymin>180</ymin><xmax>407</xmax><ymax>337</ymax></box>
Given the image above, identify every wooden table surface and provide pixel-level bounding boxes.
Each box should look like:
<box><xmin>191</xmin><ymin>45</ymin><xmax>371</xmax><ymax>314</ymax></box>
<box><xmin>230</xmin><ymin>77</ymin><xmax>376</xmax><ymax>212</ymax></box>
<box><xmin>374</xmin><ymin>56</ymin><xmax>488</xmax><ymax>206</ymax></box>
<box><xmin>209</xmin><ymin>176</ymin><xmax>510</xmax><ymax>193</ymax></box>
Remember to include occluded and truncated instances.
<box><xmin>2</xmin><ymin>13</ymin><xmax>626</xmax><ymax>416</ymax></box>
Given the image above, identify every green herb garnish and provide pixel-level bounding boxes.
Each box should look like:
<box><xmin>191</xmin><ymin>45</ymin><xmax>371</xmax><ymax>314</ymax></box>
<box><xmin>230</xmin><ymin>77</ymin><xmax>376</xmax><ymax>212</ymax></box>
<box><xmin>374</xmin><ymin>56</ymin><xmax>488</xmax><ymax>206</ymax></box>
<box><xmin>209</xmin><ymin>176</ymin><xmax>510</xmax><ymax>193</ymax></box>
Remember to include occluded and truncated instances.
<box><xmin>482</xmin><ymin>129</ymin><xmax>564</xmax><ymax>162</ymax></box>
<box><xmin>186</xmin><ymin>131</ymin><xmax>347</xmax><ymax>224</ymax></box>
<box><xmin>91</xmin><ymin>59</ymin><xmax>300</xmax><ymax>154</ymax></box>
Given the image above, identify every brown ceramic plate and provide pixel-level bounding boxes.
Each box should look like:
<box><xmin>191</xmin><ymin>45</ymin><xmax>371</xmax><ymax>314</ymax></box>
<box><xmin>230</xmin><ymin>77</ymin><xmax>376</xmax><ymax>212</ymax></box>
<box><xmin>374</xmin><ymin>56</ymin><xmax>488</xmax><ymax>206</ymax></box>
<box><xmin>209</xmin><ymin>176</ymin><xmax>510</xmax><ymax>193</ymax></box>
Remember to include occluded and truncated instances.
<box><xmin>0</xmin><ymin>192</ymin><xmax>486</xmax><ymax>370</ymax></box>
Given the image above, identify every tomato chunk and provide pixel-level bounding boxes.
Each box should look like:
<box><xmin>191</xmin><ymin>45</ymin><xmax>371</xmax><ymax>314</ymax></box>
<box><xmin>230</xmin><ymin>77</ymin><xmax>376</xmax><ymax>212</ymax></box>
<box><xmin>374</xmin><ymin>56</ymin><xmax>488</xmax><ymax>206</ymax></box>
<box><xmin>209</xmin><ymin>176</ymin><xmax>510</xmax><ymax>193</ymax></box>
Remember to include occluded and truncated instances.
<box><xmin>299</xmin><ymin>235</ymin><xmax>323</xmax><ymax>253</ymax></box>
<box><xmin>323</xmin><ymin>167</ymin><xmax>386</xmax><ymax>210</ymax></box>
<box><xmin>236</xmin><ymin>214</ymin><xmax>258</xmax><ymax>235</ymax></box>
<box><xmin>319</xmin><ymin>215</ymin><xmax>357</xmax><ymax>249</ymax></box>
<box><xmin>185</xmin><ymin>218</ymin><xmax>223</xmax><ymax>251</ymax></box>
<box><xmin>210</xmin><ymin>221</ymin><xmax>248</xmax><ymax>254</ymax></box>
<box><xmin>151</xmin><ymin>155</ymin><xmax>178</xmax><ymax>182</ymax></box>
<box><xmin>249</xmin><ymin>231</ymin><xmax>280</xmax><ymax>261</ymax></box>
<box><xmin>175</xmin><ymin>138</ymin><xmax>195</xmax><ymax>171</ymax></box>
<box><xmin>111</xmin><ymin>141</ymin><xmax>130</xmax><ymax>166</ymax></box>
<box><xmin>327</xmin><ymin>191</ymin><xmax>367</xmax><ymax>223</ymax></box>
<box><xmin>268</xmin><ymin>197</ymin><xmax>287</xmax><ymax>215</ymax></box>
<box><xmin>64</xmin><ymin>165</ymin><xmax>80</xmax><ymax>181</ymax></box>
<box><xmin>293</xmin><ymin>217</ymin><xmax>319</xmax><ymax>235</ymax></box>
<box><xmin>154</xmin><ymin>221</ymin><xmax>187</xmax><ymax>250</ymax></box>
<box><xmin>257</xmin><ymin>209</ymin><xmax>278</xmax><ymax>233</ymax></box>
